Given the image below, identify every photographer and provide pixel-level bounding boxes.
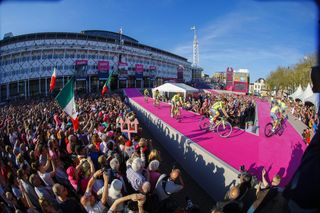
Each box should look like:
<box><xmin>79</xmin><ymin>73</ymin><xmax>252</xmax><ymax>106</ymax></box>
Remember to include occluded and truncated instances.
<box><xmin>248</xmin><ymin>168</ymin><xmax>282</xmax><ymax>213</ymax></box>
<box><xmin>155</xmin><ymin>168</ymin><xmax>184</xmax><ymax>202</ymax></box>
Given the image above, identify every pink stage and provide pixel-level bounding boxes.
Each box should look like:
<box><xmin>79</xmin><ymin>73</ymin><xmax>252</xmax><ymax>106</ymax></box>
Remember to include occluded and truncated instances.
<box><xmin>125</xmin><ymin>89</ymin><xmax>306</xmax><ymax>186</ymax></box>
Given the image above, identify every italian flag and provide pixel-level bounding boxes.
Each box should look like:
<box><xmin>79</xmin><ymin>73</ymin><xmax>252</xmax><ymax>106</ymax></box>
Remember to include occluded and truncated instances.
<box><xmin>49</xmin><ymin>67</ymin><xmax>57</xmax><ymax>92</ymax></box>
<box><xmin>101</xmin><ymin>70</ymin><xmax>113</xmax><ymax>96</ymax></box>
<box><xmin>55</xmin><ymin>78</ymin><xmax>79</xmax><ymax>131</ymax></box>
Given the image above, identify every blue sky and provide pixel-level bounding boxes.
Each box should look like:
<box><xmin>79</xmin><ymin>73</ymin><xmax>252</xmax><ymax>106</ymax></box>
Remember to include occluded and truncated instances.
<box><xmin>0</xmin><ymin>0</ymin><xmax>318</xmax><ymax>82</ymax></box>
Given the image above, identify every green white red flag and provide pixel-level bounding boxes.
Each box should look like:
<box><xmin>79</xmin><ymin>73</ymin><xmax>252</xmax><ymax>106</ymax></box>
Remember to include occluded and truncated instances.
<box><xmin>49</xmin><ymin>67</ymin><xmax>57</xmax><ymax>92</ymax></box>
<box><xmin>55</xmin><ymin>77</ymin><xmax>79</xmax><ymax>131</ymax></box>
<box><xmin>102</xmin><ymin>70</ymin><xmax>113</xmax><ymax>96</ymax></box>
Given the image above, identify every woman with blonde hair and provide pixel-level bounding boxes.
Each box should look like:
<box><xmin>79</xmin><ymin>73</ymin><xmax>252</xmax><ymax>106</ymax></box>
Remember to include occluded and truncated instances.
<box><xmin>148</xmin><ymin>149</ymin><xmax>161</xmax><ymax>162</ymax></box>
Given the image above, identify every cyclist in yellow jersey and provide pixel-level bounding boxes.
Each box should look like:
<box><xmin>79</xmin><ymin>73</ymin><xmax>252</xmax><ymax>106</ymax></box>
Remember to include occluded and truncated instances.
<box><xmin>144</xmin><ymin>89</ymin><xmax>149</xmax><ymax>102</ymax></box>
<box><xmin>153</xmin><ymin>89</ymin><xmax>160</xmax><ymax>106</ymax></box>
<box><xmin>270</xmin><ymin>102</ymin><xmax>280</xmax><ymax>131</ymax></box>
<box><xmin>209</xmin><ymin>98</ymin><xmax>229</xmax><ymax>124</ymax></box>
<box><xmin>171</xmin><ymin>93</ymin><xmax>183</xmax><ymax>117</ymax></box>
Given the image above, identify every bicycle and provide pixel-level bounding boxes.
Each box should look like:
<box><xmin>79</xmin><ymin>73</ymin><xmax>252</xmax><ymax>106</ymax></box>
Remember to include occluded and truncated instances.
<box><xmin>264</xmin><ymin>116</ymin><xmax>287</xmax><ymax>137</ymax></box>
<box><xmin>144</xmin><ymin>95</ymin><xmax>149</xmax><ymax>103</ymax></box>
<box><xmin>172</xmin><ymin>105</ymin><xmax>182</xmax><ymax>122</ymax></box>
<box><xmin>153</xmin><ymin>98</ymin><xmax>160</xmax><ymax>108</ymax></box>
<box><xmin>199</xmin><ymin>116</ymin><xmax>233</xmax><ymax>138</ymax></box>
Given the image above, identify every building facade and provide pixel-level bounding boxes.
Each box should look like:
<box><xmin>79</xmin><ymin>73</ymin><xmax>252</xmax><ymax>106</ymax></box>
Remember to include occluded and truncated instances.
<box><xmin>253</xmin><ymin>78</ymin><xmax>266</xmax><ymax>95</ymax></box>
<box><xmin>0</xmin><ymin>30</ymin><xmax>192</xmax><ymax>101</ymax></box>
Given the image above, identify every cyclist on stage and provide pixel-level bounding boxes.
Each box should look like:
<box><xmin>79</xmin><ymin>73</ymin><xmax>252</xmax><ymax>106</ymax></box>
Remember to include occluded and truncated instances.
<box><xmin>278</xmin><ymin>98</ymin><xmax>287</xmax><ymax>120</ymax></box>
<box><xmin>270</xmin><ymin>101</ymin><xmax>280</xmax><ymax>132</ymax></box>
<box><xmin>171</xmin><ymin>93</ymin><xmax>183</xmax><ymax>118</ymax></box>
<box><xmin>209</xmin><ymin>98</ymin><xmax>229</xmax><ymax>124</ymax></box>
<box><xmin>144</xmin><ymin>88</ymin><xmax>149</xmax><ymax>102</ymax></box>
<box><xmin>153</xmin><ymin>89</ymin><xmax>160</xmax><ymax>106</ymax></box>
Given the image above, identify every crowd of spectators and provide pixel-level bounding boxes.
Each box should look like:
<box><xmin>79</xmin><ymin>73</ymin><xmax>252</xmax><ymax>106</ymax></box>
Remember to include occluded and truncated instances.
<box><xmin>0</xmin><ymin>93</ymin><xmax>191</xmax><ymax>213</ymax></box>
<box><xmin>288</xmin><ymin>101</ymin><xmax>318</xmax><ymax>131</ymax></box>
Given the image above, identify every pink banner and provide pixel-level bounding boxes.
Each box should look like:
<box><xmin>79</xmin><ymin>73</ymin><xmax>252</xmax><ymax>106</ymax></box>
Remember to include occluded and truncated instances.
<box><xmin>98</xmin><ymin>61</ymin><xmax>109</xmax><ymax>71</ymax></box>
<box><xmin>135</xmin><ymin>64</ymin><xmax>143</xmax><ymax>72</ymax></box>
<box><xmin>75</xmin><ymin>60</ymin><xmax>88</xmax><ymax>65</ymax></box>
<box><xmin>226</xmin><ymin>67</ymin><xmax>234</xmax><ymax>91</ymax></box>
<box><xmin>118</xmin><ymin>62</ymin><xmax>128</xmax><ymax>69</ymax></box>
<box><xmin>233</xmin><ymin>82</ymin><xmax>248</xmax><ymax>93</ymax></box>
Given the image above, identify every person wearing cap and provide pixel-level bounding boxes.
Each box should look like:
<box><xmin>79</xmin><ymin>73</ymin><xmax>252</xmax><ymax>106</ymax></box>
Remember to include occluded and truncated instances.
<box><xmin>126</xmin><ymin>157</ymin><xmax>148</xmax><ymax>192</ymax></box>
<box><xmin>107</xmin><ymin>179</ymin><xmax>124</xmax><ymax>212</ymax></box>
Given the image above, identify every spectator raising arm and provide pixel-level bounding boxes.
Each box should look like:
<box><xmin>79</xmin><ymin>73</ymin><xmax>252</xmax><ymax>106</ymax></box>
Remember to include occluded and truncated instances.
<box><xmin>109</xmin><ymin>194</ymin><xmax>145</xmax><ymax>213</ymax></box>
<box><xmin>101</xmin><ymin>172</ymin><xmax>108</xmax><ymax>206</ymax></box>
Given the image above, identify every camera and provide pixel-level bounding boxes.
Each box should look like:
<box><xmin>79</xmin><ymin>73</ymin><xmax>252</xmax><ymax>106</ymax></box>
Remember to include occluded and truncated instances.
<box><xmin>185</xmin><ymin>196</ymin><xmax>200</xmax><ymax>212</ymax></box>
<box><xmin>238</xmin><ymin>165</ymin><xmax>258</xmax><ymax>188</ymax></box>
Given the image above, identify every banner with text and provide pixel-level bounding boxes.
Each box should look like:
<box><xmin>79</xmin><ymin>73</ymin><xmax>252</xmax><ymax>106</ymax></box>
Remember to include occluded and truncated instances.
<box><xmin>118</xmin><ymin>62</ymin><xmax>128</xmax><ymax>78</ymax></box>
<box><xmin>149</xmin><ymin>66</ymin><xmax>156</xmax><ymax>79</ymax></box>
<box><xmin>177</xmin><ymin>65</ymin><xmax>184</xmax><ymax>83</ymax></box>
<box><xmin>75</xmin><ymin>60</ymin><xmax>88</xmax><ymax>80</ymax></box>
<box><xmin>135</xmin><ymin>64</ymin><xmax>144</xmax><ymax>79</ymax></box>
<box><xmin>98</xmin><ymin>61</ymin><xmax>110</xmax><ymax>80</ymax></box>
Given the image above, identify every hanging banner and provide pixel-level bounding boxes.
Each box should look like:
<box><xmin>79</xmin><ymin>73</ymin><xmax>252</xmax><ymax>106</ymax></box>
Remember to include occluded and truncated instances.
<box><xmin>177</xmin><ymin>65</ymin><xmax>184</xmax><ymax>83</ymax></box>
<box><xmin>118</xmin><ymin>62</ymin><xmax>128</xmax><ymax>79</ymax></box>
<box><xmin>98</xmin><ymin>61</ymin><xmax>109</xmax><ymax>80</ymax></box>
<box><xmin>135</xmin><ymin>64</ymin><xmax>143</xmax><ymax>79</ymax></box>
<box><xmin>75</xmin><ymin>60</ymin><xmax>88</xmax><ymax>80</ymax></box>
<box><xmin>149</xmin><ymin>66</ymin><xmax>156</xmax><ymax>79</ymax></box>
<box><xmin>225</xmin><ymin>67</ymin><xmax>234</xmax><ymax>91</ymax></box>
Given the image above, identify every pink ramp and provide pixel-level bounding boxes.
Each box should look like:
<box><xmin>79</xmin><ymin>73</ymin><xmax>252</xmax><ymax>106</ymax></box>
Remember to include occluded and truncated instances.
<box><xmin>125</xmin><ymin>89</ymin><xmax>306</xmax><ymax>186</ymax></box>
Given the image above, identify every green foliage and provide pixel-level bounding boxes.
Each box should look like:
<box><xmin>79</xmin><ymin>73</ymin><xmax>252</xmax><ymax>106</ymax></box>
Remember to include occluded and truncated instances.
<box><xmin>266</xmin><ymin>54</ymin><xmax>316</xmax><ymax>93</ymax></box>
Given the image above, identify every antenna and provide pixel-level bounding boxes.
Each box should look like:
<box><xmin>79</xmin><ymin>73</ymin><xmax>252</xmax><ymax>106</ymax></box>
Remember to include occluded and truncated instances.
<box><xmin>190</xmin><ymin>26</ymin><xmax>199</xmax><ymax>67</ymax></box>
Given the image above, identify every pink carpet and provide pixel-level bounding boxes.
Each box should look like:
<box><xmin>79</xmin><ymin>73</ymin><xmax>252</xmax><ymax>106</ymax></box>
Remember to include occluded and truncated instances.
<box><xmin>125</xmin><ymin>89</ymin><xmax>306</xmax><ymax>186</ymax></box>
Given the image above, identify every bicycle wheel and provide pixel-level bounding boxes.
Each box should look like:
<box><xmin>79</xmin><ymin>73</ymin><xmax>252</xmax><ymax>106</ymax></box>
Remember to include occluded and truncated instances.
<box><xmin>264</xmin><ymin>123</ymin><xmax>274</xmax><ymax>137</ymax></box>
<box><xmin>277</xmin><ymin>125</ymin><xmax>284</xmax><ymax>136</ymax></box>
<box><xmin>199</xmin><ymin>117</ymin><xmax>210</xmax><ymax>131</ymax></box>
<box><xmin>217</xmin><ymin>121</ymin><xmax>232</xmax><ymax>138</ymax></box>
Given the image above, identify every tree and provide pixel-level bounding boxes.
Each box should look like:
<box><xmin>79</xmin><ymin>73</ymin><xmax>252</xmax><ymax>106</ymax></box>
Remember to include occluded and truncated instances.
<box><xmin>266</xmin><ymin>54</ymin><xmax>316</xmax><ymax>95</ymax></box>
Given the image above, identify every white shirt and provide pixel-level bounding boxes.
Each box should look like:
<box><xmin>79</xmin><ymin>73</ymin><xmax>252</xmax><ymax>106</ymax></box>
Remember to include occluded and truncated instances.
<box><xmin>38</xmin><ymin>171</ymin><xmax>55</xmax><ymax>186</ymax></box>
<box><xmin>100</xmin><ymin>141</ymin><xmax>108</xmax><ymax>154</ymax></box>
<box><xmin>84</xmin><ymin>200</ymin><xmax>106</xmax><ymax>213</ymax></box>
<box><xmin>155</xmin><ymin>174</ymin><xmax>183</xmax><ymax>201</ymax></box>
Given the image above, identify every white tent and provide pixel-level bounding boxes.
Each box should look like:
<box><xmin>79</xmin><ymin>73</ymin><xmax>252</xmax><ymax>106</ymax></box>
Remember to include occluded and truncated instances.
<box><xmin>289</xmin><ymin>85</ymin><xmax>303</xmax><ymax>100</ymax></box>
<box><xmin>152</xmin><ymin>83</ymin><xmax>198</xmax><ymax>99</ymax></box>
<box><xmin>296</xmin><ymin>84</ymin><xmax>313</xmax><ymax>101</ymax></box>
<box><xmin>304</xmin><ymin>93</ymin><xmax>319</xmax><ymax>112</ymax></box>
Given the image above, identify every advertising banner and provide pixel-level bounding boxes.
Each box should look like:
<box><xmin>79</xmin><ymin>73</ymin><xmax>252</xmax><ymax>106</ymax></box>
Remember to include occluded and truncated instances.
<box><xmin>118</xmin><ymin>62</ymin><xmax>128</xmax><ymax>78</ymax></box>
<box><xmin>225</xmin><ymin>67</ymin><xmax>234</xmax><ymax>90</ymax></box>
<box><xmin>149</xmin><ymin>66</ymin><xmax>156</xmax><ymax>80</ymax></box>
<box><xmin>98</xmin><ymin>61</ymin><xmax>109</xmax><ymax>80</ymax></box>
<box><xmin>233</xmin><ymin>82</ymin><xmax>248</xmax><ymax>93</ymax></box>
<box><xmin>135</xmin><ymin>64</ymin><xmax>143</xmax><ymax>79</ymax></box>
<box><xmin>75</xmin><ymin>60</ymin><xmax>88</xmax><ymax>80</ymax></box>
<box><xmin>177</xmin><ymin>65</ymin><xmax>184</xmax><ymax>83</ymax></box>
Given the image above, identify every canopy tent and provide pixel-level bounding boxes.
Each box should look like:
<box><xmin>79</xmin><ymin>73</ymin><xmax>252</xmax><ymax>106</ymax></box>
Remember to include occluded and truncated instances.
<box><xmin>289</xmin><ymin>85</ymin><xmax>303</xmax><ymax>100</ymax></box>
<box><xmin>152</xmin><ymin>83</ymin><xmax>198</xmax><ymax>99</ymax></box>
<box><xmin>304</xmin><ymin>93</ymin><xmax>319</xmax><ymax>112</ymax></box>
<box><xmin>296</xmin><ymin>84</ymin><xmax>313</xmax><ymax>101</ymax></box>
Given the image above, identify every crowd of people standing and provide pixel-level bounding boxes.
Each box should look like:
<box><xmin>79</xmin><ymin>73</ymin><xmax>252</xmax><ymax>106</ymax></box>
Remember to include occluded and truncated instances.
<box><xmin>0</xmin><ymin>93</ymin><xmax>191</xmax><ymax>213</ymax></box>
